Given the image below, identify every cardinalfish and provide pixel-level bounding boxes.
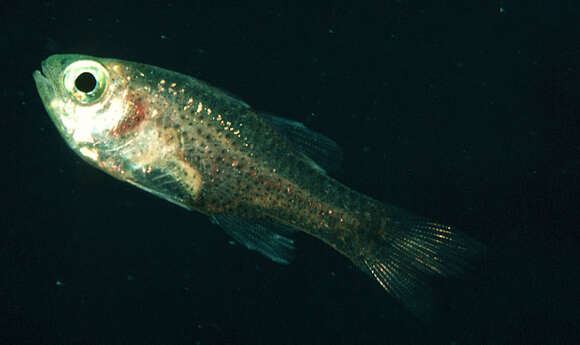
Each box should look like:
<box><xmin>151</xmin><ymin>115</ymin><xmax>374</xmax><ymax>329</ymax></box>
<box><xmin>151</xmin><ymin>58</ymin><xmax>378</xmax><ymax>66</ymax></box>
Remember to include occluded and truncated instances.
<box><xmin>34</xmin><ymin>54</ymin><xmax>482</xmax><ymax>316</ymax></box>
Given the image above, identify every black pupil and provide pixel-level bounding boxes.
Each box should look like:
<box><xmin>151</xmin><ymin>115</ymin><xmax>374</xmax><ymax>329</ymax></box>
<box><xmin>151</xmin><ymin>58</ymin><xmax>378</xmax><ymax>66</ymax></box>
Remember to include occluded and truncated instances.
<box><xmin>75</xmin><ymin>72</ymin><xmax>97</xmax><ymax>93</ymax></box>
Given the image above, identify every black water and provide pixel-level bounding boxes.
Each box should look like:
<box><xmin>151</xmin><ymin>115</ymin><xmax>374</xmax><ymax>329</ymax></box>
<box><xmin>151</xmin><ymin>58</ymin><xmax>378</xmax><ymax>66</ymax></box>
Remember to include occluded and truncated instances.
<box><xmin>2</xmin><ymin>1</ymin><xmax>579</xmax><ymax>344</ymax></box>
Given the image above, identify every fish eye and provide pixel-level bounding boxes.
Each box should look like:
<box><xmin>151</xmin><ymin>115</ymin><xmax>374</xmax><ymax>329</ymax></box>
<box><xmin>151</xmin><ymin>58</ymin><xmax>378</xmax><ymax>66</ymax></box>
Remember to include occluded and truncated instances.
<box><xmin>75</xmin><ymin>72</ymin><xmax>97</xmax><ymax>93</ymax></box>
<box><xmin>63</xmin><ymin>60</ymin><xmax>109</xmax><ymax>105</ymax></box>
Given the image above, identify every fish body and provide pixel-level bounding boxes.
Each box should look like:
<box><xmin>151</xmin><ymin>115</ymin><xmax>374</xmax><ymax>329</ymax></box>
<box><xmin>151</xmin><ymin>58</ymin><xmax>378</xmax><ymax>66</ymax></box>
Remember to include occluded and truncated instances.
<box><xmin>34</xmin><ymin>54</ymin><xmax>481</xmax><ymax>314</ymax></box>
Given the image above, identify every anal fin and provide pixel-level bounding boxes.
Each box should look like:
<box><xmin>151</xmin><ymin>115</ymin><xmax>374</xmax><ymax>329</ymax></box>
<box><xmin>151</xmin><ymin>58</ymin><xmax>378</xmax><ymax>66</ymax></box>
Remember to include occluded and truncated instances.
<box><xmin>210</xmin><ymin>215</ymin><xmax>297</xmax><ymax>264</ymax></box>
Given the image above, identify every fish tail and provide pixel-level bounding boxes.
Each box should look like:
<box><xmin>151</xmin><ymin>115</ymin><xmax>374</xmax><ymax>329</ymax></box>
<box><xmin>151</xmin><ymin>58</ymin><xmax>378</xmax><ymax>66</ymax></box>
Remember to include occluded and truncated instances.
<box><xmin>353</xmin><ymin>209</ymin><xmax>484</xmax><ymax>319</ymax></box>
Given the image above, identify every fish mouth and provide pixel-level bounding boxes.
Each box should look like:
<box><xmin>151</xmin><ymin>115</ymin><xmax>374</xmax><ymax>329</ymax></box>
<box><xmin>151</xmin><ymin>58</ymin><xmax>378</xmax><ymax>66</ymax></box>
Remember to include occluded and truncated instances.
<box><xmin>32</xmin><ymin>69</ymin><xmax>50</xmax><ymax>86</ymax></box>
<box><xmin>33</xmin><ymin>64</ymin><xmax>57</xmax><ymax>117</ymax></box>
<box><xmin>33</xmin><ymin>63</ymin><xmax>55</xmax><ymax>99</ymax></box>
<box><xmin>33</xmin><ymin>60</ymin><xmax>52</xmax><ymax>85</ymax></box>
<box><xmin>33</xmin><ymin>61</ymin><xmax>71</xmax><ymax>144</ymax></box>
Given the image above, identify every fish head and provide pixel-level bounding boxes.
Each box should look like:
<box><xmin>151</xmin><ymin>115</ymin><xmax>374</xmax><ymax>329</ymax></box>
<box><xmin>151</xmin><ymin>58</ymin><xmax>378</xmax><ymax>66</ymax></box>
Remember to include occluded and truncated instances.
<box><xmin>33</xmin><ymin>54</ymin><xmax>129</xmax><ymax>165</ymax></box>
<box><xmin>34</xmin><ymin>54</ymin><xmax>201</xmax><ymax>209</ymax></box>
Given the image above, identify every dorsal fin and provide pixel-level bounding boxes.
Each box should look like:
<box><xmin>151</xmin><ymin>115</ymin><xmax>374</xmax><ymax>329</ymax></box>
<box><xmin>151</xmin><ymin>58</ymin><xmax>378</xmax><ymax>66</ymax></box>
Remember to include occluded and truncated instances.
<box><xmin>260</xmin><ymin>113</ymin><xmax>343</xmax><ymax>173</ymax></box>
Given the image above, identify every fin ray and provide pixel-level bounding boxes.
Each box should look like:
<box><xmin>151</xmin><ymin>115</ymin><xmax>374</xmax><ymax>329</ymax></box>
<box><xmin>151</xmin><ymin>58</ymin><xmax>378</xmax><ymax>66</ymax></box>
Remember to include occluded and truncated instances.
<box><xmin>355</xmin><ymin>214</ymin><xmax>483</xmax><ymax>319</ymax></box>
<box><xmin>211</xmin><ymin>215</ymin><xmax>296</xmax><ymax>264</ymax></box>
<box><xmin>260</xmin><ymin>113</ymin><xmax>343</xmax><ymax>173</ymax></box>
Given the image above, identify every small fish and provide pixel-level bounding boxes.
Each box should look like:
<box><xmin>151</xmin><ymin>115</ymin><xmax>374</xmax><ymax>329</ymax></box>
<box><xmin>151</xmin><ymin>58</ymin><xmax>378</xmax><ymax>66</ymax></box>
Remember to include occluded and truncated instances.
<box><xmin>34</xmin><ymin>54</ymin><xmax>481</xmax><ymax>315</ymax></box>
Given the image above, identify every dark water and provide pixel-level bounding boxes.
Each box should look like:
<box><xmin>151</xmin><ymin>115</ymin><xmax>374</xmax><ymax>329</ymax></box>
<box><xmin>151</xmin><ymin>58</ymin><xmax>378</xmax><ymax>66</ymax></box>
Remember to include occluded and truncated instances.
<box><xmin>2</xmin><ymin>1</ymin><xmax>579</xmax><ymax>344</ymax></box>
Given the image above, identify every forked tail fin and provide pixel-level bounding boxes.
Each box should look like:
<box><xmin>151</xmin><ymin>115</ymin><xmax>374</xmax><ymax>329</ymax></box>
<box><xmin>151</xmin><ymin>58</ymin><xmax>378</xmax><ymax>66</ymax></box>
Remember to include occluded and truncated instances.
<box><xmin>354</xmin><ymin>212</ymin><xmax>484</xmax><ymax>319</ymax></box>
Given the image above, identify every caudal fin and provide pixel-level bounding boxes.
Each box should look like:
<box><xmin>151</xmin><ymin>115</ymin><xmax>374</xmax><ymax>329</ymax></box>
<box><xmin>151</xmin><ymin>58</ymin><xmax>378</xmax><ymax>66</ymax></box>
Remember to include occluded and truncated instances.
<box><xmin>355</xmin><ymin>212</ymin><xmax>484</xmax><ymax>318</ymax></box>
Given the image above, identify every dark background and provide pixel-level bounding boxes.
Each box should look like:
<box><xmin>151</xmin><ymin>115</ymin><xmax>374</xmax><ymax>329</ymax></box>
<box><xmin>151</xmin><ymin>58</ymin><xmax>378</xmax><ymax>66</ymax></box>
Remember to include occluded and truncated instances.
<box><xmin>2</xmin><ymin>1</ymin><xmax>579</xmax><ymax>344</ymax></box>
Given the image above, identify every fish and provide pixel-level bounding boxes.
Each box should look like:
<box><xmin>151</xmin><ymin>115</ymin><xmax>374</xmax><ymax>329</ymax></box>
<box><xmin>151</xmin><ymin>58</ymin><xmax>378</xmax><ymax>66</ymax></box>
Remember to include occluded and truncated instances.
<box><xmin>33</xmin><ymin>54</ymin><xmax>482</xmax><ymax>316</ymax></box>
